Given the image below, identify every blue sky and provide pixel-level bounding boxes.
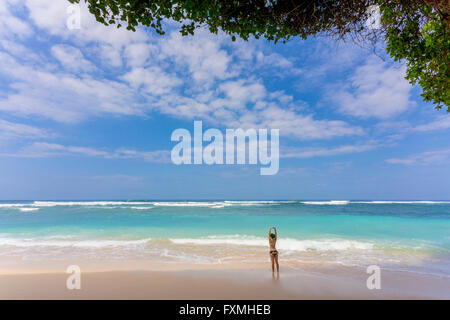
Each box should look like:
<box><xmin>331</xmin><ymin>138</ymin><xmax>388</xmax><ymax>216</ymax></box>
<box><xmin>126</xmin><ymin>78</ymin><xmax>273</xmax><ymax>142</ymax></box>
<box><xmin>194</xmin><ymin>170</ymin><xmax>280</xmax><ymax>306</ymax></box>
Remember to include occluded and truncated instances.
<box><xmin>0</xmin><ymin>0</ymin><xmax>449</xmax><ymax>200</ymax></box>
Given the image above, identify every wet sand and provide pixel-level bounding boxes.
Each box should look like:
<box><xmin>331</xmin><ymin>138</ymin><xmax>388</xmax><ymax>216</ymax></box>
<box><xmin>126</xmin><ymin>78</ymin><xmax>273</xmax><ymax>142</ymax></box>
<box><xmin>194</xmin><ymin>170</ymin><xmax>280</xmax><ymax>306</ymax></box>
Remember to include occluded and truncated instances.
<box><xmin>0</xmin><ymin>260</ymin><xmax>448</xmax><ymax>299</ymax></box>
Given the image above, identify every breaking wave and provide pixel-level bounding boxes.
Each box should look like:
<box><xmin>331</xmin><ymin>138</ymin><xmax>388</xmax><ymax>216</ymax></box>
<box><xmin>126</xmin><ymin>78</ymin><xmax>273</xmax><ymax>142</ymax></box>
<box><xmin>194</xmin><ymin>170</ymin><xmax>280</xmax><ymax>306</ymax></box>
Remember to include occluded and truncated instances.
<box><xmin>169</xmin><ymin>236</ymin><xmax>374</xmax><ymax>252</ymax></box>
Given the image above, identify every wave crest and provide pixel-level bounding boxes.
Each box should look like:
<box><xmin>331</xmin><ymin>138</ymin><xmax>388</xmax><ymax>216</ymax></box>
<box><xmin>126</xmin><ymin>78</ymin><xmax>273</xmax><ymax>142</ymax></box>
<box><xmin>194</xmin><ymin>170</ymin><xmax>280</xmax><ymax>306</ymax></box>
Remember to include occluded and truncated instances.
<box><xmin>169</xmin><ymin>236</ymin><xmax>374</xmax><ymax>252</ymax></box>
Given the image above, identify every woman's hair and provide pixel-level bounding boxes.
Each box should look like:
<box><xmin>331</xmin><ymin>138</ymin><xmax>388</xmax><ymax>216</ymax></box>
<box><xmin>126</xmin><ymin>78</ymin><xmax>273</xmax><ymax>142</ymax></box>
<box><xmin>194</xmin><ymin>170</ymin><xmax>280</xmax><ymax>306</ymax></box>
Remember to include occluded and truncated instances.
<box><xmin>270</xmin><ymin>233</ymin><xmax>276</xmax><ymax>239</ymax></box>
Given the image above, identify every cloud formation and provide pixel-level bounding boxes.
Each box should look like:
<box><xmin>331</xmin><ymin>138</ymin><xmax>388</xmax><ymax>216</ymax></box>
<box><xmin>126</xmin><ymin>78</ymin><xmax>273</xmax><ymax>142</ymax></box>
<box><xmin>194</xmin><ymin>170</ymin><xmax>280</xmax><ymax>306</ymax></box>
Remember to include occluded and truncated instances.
<box><xmin>0</xmin><ymin>0</ymin><xmax>446</xmax><ymax>171</ymax></box>
<box><xmin>282</xmin><ymin>143</ymin><xmax>379</xmax><ymax>159</ymax></box>
<box><xmin>4</xmin><ymin>142</ymin><xmax>171</xmax><ymax>163</ymax></box>
<box><xmin>0</xmin><ymin>0</ymin><xmax>365</xmax><ymax>142</ymax></box>
<box><xmin>386</xmin><ymin>148</ymin><xmax>450</xmax><ymax>166</ymax></box>
<box><xmin>0</xmin><ymin>119</ymin><xmax>50</xmax><ymax>140</ymax></box>
<box><xmin>331</xmin><ymin>57</ymin><xmax>414</xmax><ymax>119</ymax></box>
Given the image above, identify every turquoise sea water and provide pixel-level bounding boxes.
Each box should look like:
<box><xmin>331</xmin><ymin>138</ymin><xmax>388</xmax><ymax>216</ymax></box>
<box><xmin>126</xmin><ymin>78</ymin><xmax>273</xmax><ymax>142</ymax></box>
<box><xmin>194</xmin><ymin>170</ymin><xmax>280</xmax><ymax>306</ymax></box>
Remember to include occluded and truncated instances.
<box><xmin>0</xmin><ymin>200</ymin><xmax>449</xmax><ymax>275</ymax></box>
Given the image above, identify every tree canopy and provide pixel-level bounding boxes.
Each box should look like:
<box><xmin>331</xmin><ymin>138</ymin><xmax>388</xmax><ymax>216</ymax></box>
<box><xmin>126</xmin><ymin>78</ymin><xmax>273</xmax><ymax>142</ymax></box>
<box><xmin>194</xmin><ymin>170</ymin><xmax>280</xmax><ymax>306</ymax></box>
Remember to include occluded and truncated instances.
<box><xmin>70</xmin><ymin>0</ymin><xmax>449</xmax><ymax>111</ymax></box>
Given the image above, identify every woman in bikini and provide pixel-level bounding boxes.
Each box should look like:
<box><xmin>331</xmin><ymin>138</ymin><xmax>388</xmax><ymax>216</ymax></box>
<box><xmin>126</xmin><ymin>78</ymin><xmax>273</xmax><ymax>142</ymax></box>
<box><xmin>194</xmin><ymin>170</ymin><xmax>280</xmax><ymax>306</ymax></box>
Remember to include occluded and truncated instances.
<box><xmin>268</xmin><ymin>226</ymin><xmax>279</xmax><ymax>273</ymax></box>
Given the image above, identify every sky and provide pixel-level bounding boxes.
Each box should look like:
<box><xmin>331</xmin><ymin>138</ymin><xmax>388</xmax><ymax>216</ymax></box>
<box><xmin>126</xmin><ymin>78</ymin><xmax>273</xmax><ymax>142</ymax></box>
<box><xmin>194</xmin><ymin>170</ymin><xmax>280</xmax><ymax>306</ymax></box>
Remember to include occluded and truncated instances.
<box><xmin>0</xmin><ymin>0</ymin><xmax>449</xmax><ymax>200</ymax></box>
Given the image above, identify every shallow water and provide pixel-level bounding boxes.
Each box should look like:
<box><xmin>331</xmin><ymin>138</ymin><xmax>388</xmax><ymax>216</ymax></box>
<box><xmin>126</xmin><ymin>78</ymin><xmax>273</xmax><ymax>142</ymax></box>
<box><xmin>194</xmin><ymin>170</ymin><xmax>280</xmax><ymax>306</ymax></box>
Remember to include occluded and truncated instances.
<box><xmin>0</xmin><ymin>200</ymin><xmax>449</xmax><ymax>276</ymax></box>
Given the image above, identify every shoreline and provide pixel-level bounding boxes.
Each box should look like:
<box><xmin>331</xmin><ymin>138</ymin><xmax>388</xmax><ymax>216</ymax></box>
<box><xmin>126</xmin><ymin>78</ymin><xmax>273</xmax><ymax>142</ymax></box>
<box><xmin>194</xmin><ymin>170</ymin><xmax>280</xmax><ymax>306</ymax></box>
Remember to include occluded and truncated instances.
<box><xmin>1</xmin><ymin>260</ymin><xmax>449</xmax><ymax>299</ymax></box>
<box><xmin>1</xmin><ymin>200</ymin><xmax>449</xmax><ymax>299</ymax></box>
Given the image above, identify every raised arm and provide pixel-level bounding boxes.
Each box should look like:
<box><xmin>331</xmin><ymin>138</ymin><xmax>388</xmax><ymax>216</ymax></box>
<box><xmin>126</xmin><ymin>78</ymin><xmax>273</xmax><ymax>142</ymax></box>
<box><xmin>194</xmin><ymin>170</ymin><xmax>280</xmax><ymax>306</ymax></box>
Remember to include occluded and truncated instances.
<box><xmin>268</xmin><ymin>226</ymin><xmax>277</xmax><ymax>239</ymax></box>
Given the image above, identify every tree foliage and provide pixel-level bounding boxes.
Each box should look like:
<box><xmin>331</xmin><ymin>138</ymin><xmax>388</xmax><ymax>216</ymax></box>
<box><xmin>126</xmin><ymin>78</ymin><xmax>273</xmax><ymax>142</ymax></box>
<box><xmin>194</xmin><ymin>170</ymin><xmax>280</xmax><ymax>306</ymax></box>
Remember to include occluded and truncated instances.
<box><xmin>70</xmin><ymin>0</ymin><xmax>449</xmax><ymax>111</ymax></box>
<box><xmin>382</xmin><ymin>2</ymin><xmax>449</xmax><ymax>110</ymax></box>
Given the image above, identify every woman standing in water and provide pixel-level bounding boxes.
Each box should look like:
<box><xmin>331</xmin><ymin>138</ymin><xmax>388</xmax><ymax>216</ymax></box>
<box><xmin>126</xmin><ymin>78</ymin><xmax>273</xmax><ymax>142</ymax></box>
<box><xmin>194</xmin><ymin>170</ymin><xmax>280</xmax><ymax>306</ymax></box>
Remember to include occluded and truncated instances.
<box><xmin>268</xmin><ymin>226</ymin><xmax>279</xmax><ymax>273</ymax></box>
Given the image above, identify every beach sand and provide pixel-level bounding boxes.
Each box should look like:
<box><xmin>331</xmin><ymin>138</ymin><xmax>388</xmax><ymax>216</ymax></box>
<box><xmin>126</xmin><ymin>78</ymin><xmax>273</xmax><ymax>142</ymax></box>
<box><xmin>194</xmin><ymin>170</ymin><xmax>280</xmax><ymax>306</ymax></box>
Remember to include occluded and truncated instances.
<box><xmin>1</xmin><ymin>259</ymin><xmax>448</xmax><ymax>299</ymax></box>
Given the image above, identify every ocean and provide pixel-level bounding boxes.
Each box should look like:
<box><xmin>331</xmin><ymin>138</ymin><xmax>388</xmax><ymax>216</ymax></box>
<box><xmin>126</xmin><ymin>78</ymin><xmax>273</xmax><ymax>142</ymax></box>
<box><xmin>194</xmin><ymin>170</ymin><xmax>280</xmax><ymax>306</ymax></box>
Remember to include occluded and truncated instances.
<box><xmin>0</xmin><ymin>200</ymin><xmax>449</xmax><ymax>276</ymax></box>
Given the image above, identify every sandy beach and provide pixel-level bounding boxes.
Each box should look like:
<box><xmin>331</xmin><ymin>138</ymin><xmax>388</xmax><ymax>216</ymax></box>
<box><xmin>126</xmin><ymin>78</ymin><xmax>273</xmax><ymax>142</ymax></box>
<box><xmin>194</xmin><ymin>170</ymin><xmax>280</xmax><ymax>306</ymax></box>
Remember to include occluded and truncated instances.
<box><xmin>1</xmin><ymin>201</ymin><xmax>449</xmax><ymax>300</ymax></box>
<box><xmin>0</xmin><ymin>0</ymin><xmax>449</xmax><ymax>304</ymax></box>
<box><xmin>1</xmin><ymin>259</ymin><xmax>449</xmax><ymax>299</ymax></box>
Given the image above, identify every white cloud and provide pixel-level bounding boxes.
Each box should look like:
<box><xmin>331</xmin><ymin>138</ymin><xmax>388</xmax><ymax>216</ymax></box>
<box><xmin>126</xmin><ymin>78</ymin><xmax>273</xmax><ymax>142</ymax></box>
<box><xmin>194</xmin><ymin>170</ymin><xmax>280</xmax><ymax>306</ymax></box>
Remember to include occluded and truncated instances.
<box><xmin>51</xmin><ymin>44</ymin><xmax>95</xmax><ymax>73</ymax></box>
<box><xmin>294</xmin><ymin>41</ymin><xmax>364</xmax><ymax>84</ymax></box>
<box><xmin>282</xmin><ymin>143</ymin><xmax>378</xmax><ymax>158</ymax></box>
<box><xmin>23</xmin><ymin>0</ymin><xmax>68</xmax><ymax>35</ymax></box>
<box><xmin>25</xmin><ymin>0</ymin><xmax>147</xmax><ymax>46</ymax></box>
<box><xmin>0</xmin><ymin>1</ymin><xmax>33</xmax><ymax>38</ymax></box>
<box><xmin>386</xmin><ymin>148</ymin><xmax>450</xmax><ymax>166</ymax></box>
<box><xmin>0</xmin><ymin>52</ymin><xmax>143</xmax><ymax>122</ymax></box>
<box><xmin>17</xmin><ymin>142</ymin><xmax>110</xmax><ymax>158</ymax></box>
<box><xmin>160</xmin><ymin>31</ymin><xmax>233</xmax><ymax>84</ymax></box>
<box><xmin>24</xmin><ymin>0</ymin><xmax>148</xmax><ymax>68</ymax></box>
<box><xmin>213</xmin><ymin>80</ymin><xmax>266</xmax><ymax>109</ymax></box>
<box><xmin>121</xmin><ymin>67</ymin><xmax>182</xmax><ymax>95</ymax></box>
<box><xmin>235</xmin><ymin>106</ymin><xmax>364</xmax><ymax>140</ymax></box>
<box><xmin>374</xmin><ymin>116</ymin><xmax>450</xmax><ymax>142</ymax></box>
<box><xmin>0</xmin><ymin>119</ymin><xmax>49</xmax><ymax>140</ymax></box>
<box><xmin>255</xmin><ymin>52</ymin><xmax>302</xmax><ymax>75</ymax></box>
<box><xmin>0</xmin><ymin>39</ymin><xmax>40</xmax><ymax>62</ymax></box>
<box><xmin>412</xmin><ymin>116</ymin><xmax>450</xmax><ymax>132</ymax></box>
<box><xmin>113</xmin><ymin>148</ymin><xmax>171</xmax><ymax>163</ymax></box>
<box><xmin>152</xmin><ymin>81</ymin><xmax>363</xmax><ymax>140</ymax></box>
<box><xmin>0</xmin><ymin>0</ymin><xmax>364</xmax><ymax>142</ymax></box>
<box><xmin>124</xmin><ymin>42</ymin><xmax>156</xmax><ymax>67</ymax></box>
<box><xmin>331</xmin><ymin>57</ymin><xmax>414</xmax><ymax>119</ymax></box>
<box><xmin>256</xmin><ymin>52</ymin><xmax>293</xmax><ymax>68</ymax></box>
<box><xmin>6</xmin><ymin>142</ymin><xmax>171</xmax><ymax>163</ymax></box>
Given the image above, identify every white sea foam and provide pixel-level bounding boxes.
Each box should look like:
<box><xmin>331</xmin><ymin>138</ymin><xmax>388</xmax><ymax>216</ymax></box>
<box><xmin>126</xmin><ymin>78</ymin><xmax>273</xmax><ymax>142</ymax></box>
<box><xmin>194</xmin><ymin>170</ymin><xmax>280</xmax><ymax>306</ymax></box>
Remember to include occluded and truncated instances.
<box><xmin>223</xmin><ymin>201</ymin><xmax>277</xmax><ymax>206</ymax></box>
<box><xmin>302</xmin><ymin>200</ymin><xmax>350</xmax><ymax>205</ymax></box>
<box><xmin>0</xmin><ymin>203</ymin><xmax>26</xmax><ymax>208</ymax></box>
<box><xmin>354</xmin><ymin>201</ymin><xmax>450</xmax><ymax>204</ymax></box>
<box><xmin>0</xmin><ymin>237</ymin><xmax>151</xmax><ymax>248</ymax></box>
<box><xmin>29</xmin><ymin>200</ymin><xmax>293</xmax><ymax>208</ymax></box>
<box><xmin>224</xmin><ymin>201</ymin><xmax>277</xmax><ymax>203</ymax></box>
<box><xmin>0</xmin><ymin>235</ymin><xmax>437</xmax><ymax>269</ymax></box>
<box><xmin>151</xmin><ymin>202</ymin><xmax>226</xmax><ymax>208</ymax></box>
<box><xmin>19</xmin><ymin>208</ymin><xmax>39</xmax><ymax>212</ymax></box>
<box><xmin>1</xmin><ymin>200</ymin><xmax>447</xmax><ymax>209</ymax></box>
<box><xmin>169</xmin><ymin>236</ymin><xmax>374</xmax><ymax>252</ymax></box>
<box><xmin>152</xmin><ymin>200</ymin><xmax>295</xmax><ymax>207</ymax></box>
<box><xmin>32</xmin><ymin>201</ymin><xmax>150</xmax><ymax>207</ymax></box>
<box><xmin>161</xmin><ymin>249</ymin><xmax>216</xmax><ymax>264</ymax></box>
<box><xmin>30</xmin><ymin>201</ymin><xmax>224</xmax><ymax>208</ymax></box>
<box><xmin>0</xmin><ymin>235</ymin><xmax>374</xmax><ymax>252</ymax></box>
